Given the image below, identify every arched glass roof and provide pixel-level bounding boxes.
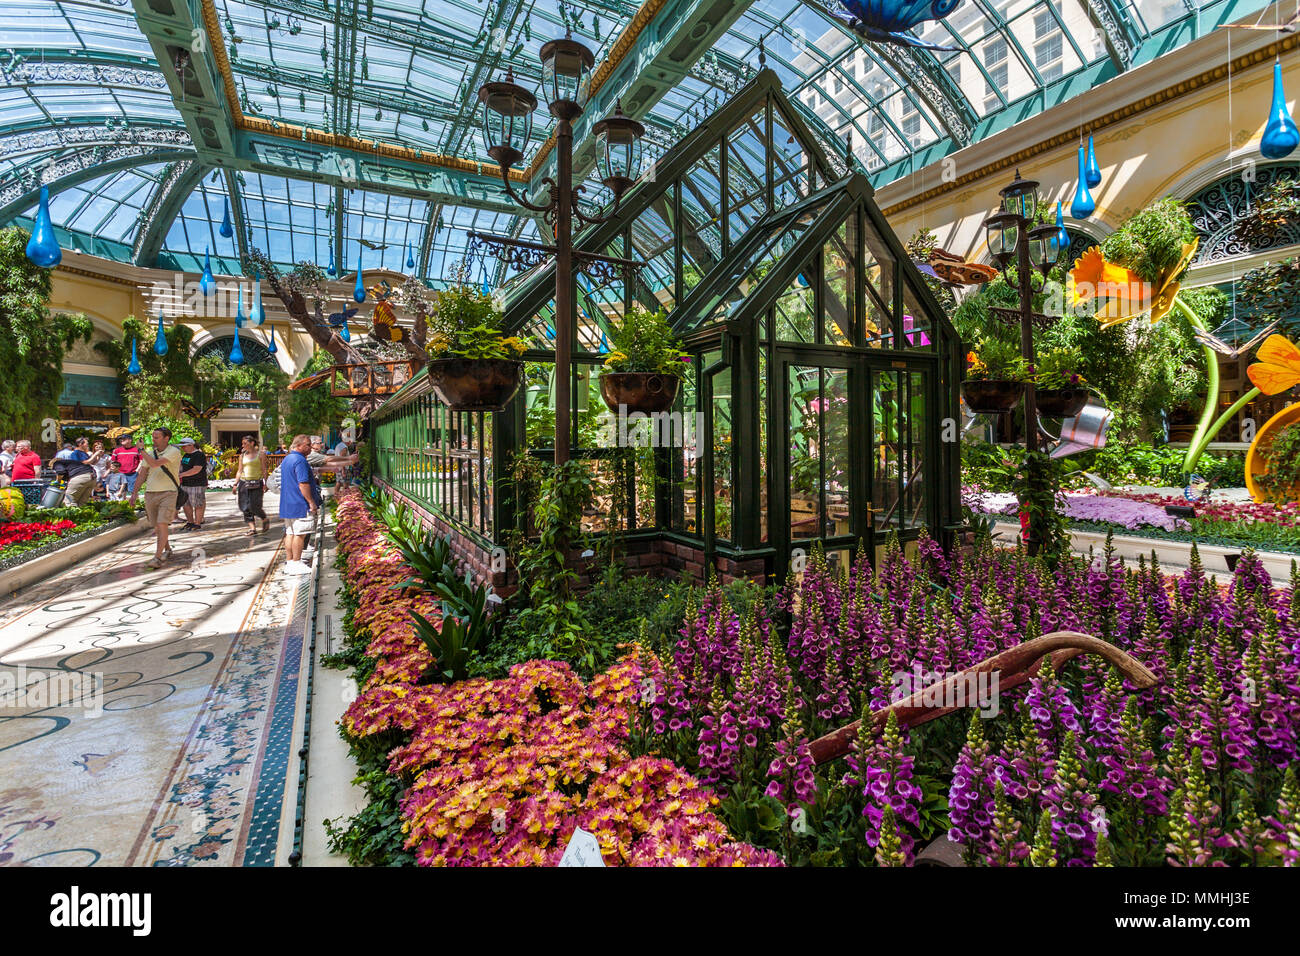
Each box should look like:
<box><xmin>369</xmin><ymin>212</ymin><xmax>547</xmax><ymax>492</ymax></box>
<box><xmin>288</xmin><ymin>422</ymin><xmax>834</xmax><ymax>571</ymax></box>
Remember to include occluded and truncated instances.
<box><xmin>0</xmin><ymin>0</ymin><xmax>1272</xmax><ymax>282</ymax></box>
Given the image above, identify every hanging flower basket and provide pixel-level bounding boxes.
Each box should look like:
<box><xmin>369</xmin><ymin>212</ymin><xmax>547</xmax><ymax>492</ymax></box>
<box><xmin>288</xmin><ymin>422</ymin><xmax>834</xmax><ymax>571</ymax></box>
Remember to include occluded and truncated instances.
<box><xmin>427</xmin><ymin>358</ymin><xmax>524</xmax><ymax>412</ymax></box>
<box><xmin>599</xmin><ymin>372</ymin><xmax>681</xmax><ymax>415</ymax></box>
<box><xmin>1035</xmin><ymin>387</ymin><xmax>1090</xmax><ymax>418</ymax></box>
<box><xmin>961</xmin><ymin>379</ymin><xmax>1025</xmax><ymax>415</ymax></box>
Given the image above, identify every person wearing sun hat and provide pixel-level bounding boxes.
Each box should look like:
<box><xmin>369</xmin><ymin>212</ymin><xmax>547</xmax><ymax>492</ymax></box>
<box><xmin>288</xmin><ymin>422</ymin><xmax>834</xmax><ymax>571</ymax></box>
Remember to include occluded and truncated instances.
<box><xmin>177</xmin><ymin>437</ymin><xmax>209</xmax><ymax>531</ymax></box>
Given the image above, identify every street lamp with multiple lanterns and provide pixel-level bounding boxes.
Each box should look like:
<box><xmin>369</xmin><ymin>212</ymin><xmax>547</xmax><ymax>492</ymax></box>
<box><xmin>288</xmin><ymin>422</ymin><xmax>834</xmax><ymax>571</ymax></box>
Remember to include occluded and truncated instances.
<box><xmin>981</xmin><ymin>170</ymin><xmax>1067</xmax><ymax>456</ymax></box>
<box><xmin>477</xmin><ymin>31</ymin><xmax>646</xmax><ymax>465</ymax></box>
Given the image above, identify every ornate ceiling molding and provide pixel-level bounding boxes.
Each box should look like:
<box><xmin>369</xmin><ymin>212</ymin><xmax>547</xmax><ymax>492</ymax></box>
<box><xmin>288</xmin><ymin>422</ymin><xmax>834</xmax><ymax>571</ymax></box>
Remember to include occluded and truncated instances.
<box><xmin>0</xmin><ymin>143</ymin><xmax>193</xmax><ymax>219</ymax></box>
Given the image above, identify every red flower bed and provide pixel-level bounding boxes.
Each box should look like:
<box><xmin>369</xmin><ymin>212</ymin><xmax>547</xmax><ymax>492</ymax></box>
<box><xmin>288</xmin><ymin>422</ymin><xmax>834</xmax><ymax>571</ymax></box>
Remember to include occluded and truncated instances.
<box><xmin>1105</xmin><ymin>491</ymin><xmax>1300</xmax><ymax>527</ymax></box>
<box><xmin>0</xmin><ymin>519</ymin><xmax>77</xmax><ymax>554</ymax></box>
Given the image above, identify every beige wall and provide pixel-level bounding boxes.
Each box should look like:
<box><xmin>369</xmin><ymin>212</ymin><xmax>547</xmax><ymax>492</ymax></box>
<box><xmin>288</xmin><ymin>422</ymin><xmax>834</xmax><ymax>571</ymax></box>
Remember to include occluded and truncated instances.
<box><xmin>873</xmin><ymin>24</ymin><xmax>1300</xmax><ymax>285</ymax></box>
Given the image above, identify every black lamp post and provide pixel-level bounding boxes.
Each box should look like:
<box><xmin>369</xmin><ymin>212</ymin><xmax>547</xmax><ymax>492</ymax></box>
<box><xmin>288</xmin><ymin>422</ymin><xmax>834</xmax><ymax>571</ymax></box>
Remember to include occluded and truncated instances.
<box><xmin>982</xmin><ymin>171</ymin><xmax>1065</xmax><ymax>554</ymax></box>
<box><xmin>981</xmin><ymin>170</ymin><xmax>1065</xmax><ymax>457</ymax></box>
<box><xmin>478</xmin><ymin>32</ymin><xmax>645</xmax><ymax>466</ymax></box>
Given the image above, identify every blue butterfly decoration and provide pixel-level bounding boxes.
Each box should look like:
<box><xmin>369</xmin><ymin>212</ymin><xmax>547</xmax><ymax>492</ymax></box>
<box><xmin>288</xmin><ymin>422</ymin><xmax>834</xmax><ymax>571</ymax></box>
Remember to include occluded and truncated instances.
<box><xmin>831</xmin><ymin>0</ymin><xmax>963</xmax><ymax>52</ymax></box>
<box><xmin>328</xmin><ymin>306</ymin><xmax>359</xmax><ymax>327</ymax></box>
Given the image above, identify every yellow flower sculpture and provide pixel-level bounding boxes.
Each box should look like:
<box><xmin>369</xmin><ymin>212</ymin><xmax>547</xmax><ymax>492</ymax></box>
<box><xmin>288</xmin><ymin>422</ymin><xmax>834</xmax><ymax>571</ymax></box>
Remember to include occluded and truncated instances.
<box><xmin>1247</xmin><ymin>334</ymin><xmax>1300</xmax><ymax>395</ymax></box>
<box><xmin>1067</xmin><ymin>239</ymin><xmax>1199</xmax><ymax>328</ymax></box>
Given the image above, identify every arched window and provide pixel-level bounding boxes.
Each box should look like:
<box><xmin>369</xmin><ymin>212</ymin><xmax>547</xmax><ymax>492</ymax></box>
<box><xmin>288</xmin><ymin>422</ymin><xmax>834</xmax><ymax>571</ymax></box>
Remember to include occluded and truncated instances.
<box><xmin>1186</xmin><ymin>163</ymin><xmax>1300</xmax><ymax>263</ymax></box>
<box><xmin>192</xmin><ymin>336</ymin><xmax>277</xmax><ymax>368</ymax></box>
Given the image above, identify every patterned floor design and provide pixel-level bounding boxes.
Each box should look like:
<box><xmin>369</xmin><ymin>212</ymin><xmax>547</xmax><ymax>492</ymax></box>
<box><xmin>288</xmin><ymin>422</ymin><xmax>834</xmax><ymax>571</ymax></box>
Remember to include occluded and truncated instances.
<box><xmin>0</xmin><ymin>495</ymin><xmax>312</xmax><ymax>866</ymax></box>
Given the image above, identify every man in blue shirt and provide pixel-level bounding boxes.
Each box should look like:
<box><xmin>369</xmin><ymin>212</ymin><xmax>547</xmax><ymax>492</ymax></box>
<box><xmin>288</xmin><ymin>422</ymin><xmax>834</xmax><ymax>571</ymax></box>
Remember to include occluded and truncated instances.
<box><xmin>279</xmin><ymin>434</ymin><xmax>320</xmax><ymax>576</ymax></box>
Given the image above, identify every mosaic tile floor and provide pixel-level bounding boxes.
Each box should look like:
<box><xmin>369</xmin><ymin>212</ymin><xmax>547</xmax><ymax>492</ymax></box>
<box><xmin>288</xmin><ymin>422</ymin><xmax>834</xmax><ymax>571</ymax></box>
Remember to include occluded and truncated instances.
<box><xmin>0</xmin><ymin>496</ymin><xmax>312</xmax><ymax>866</ymax></box>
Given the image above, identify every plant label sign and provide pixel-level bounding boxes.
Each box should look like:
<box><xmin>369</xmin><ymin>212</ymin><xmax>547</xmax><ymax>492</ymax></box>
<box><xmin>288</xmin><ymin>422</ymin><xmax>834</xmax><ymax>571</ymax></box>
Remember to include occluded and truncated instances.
<box><xmin>558</xmin><ymin>827</ymin><xmax>606</xmax><ymax>867</ymax></box>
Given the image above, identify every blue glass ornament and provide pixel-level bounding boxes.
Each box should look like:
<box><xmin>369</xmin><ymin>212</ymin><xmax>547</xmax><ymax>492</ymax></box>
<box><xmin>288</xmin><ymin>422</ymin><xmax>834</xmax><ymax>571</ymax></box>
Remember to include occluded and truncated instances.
<box><xmin>1084</xmin><ymin>134</ymin><xmax>1101</xmax><ymax>189</ymax></box>
<box><xmin>1070</xmin><ymin>146</ymin><xmax>1095</xmax><ymax>219</ymax></box>
<box><xmin>154</xmin><ymin>309</ymin><xmax>168</xmax><ymax>356</ymax></box>
<box><xmin>406</xmin><ymin>242</ymin><xmax>415</xmax><ymax>270</ymax></box>
<box><xmin>235</xmin><ymin>283</ymin><xmax>245</xmax><ymax>327</ymax></box>
<box><xmin>341</xmin><ymin>318</ymin><xmax>351</xmax><ymax>343</ymax></box>
<box><xmin>353</xmin><ymin>244</ymin><xmax>366</xmax><ymax>303</ymax></box>
<box><xmin>833</xmin><ymin>0</ymin><xmax>963</xmax><ymax>52</ymax></box>
<box><xmin>230</xmin><ymin>325</ymin><xmax>244</xmax><ymax>365</ymax></box>
<box><xmin>267</xmin><ymin>324</ymin><xmax>278</xmax><ymax>355</ymax></box>
<box><xmin>1261</xmin><ymin>61</ymin><xmax>1299</xmax><ymax>160</ymax></box>
<box><xmin>200</xmin><ymin>247</ymin><xmax>215</xmax><ymax>296</ymax></box>
<box><xmin>25</xmin><ymin>186</ymin><xmax>62</xmax><ymax>268</ymax></box>
<box><xmin>127</xmin><ymin>337</ymin><xmax>142</xmax><ymax>376</ymax></box>
<box><xmin>1055</xmin><ymin>201</ymin><xmax>1069</xmax><ymax>252</ymax></box>
<box><xmin>327</xmin><ymin>243</ymin><xmax>337</xmax><ymax>277</ymax></box>
<box><xmin>250</xmin><ymin>271</ymin><xmax>265</xmax><ymax>325</ymax></box>
<box><xmin>219</xmin><ymin>197</ymin><xmax>234</xmax><ymax>239</ymax></box>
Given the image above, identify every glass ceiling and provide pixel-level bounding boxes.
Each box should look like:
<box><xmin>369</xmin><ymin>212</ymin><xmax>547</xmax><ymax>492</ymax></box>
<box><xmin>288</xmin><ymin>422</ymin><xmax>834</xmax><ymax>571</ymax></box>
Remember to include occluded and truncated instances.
<box><xmin>0</xmin><ymin>0</ymin><xmax>1270</xmax><ymax>281</ymax></box>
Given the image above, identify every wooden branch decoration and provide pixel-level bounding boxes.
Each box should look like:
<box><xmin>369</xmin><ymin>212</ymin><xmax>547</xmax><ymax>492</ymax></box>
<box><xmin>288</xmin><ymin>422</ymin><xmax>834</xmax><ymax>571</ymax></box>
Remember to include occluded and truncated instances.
<box><xmin>807</xmin><ymin>631</ymin><xmax>1158</xmax><ymax>765</ymax></box>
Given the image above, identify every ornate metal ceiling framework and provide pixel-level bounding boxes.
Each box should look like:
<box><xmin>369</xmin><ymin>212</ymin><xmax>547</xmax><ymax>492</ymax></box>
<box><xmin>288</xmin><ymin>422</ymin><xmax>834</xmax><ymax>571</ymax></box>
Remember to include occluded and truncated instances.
<box><xmin>0</xmin><ymin>0</ymin><xmax>1272</xmax><ymax>279</ymax></box>
<box><xmin>132</xmin><ymin>159</ymin><xmax>209</xmax><ymax>264</ymax></box>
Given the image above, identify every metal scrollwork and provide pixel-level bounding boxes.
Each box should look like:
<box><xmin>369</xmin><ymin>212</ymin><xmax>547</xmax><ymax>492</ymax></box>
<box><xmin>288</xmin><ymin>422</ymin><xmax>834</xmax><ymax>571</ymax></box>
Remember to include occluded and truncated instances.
<box><xmin>1188</xmin><ymin>163</ymin><xmax>1300</xmax><ymax>263</ymax></box>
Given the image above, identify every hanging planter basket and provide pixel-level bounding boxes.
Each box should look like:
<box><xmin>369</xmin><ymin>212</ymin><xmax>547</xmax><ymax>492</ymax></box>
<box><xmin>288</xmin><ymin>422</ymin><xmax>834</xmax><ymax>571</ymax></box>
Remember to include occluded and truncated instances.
<box><xmin>599</xmin><ymin>372</ymin><xmax>682</xmax><ymax>415</ymax></box>
<box><xmin>427</xmin><ymin>358</ymin><xmax>524</xmax><ymax>412</ymax></box>
<box><xmin>1035</xmin><ymin>387</ymin><xmax>1090</xmax><ymax>418</ymax></box>
<box><xmin>961</xmin><ymin>379</ymin><xmax>1025</xmax><ymax>415</ymax></box>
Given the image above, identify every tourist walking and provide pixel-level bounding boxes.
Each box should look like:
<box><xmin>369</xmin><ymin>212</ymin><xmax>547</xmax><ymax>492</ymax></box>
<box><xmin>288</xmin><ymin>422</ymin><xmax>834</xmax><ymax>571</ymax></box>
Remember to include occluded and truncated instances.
<box><xmin>235</xmin><ymin>434</ymin><xmax>271</xmax><ymax>536</ymax></box>
<box><xmin>178</xmin><ymin>437</ymin><xmax>208</xmax><ymax>531</ymax></box>
<box><xmin>128</xmin><ymin>426</ymin><xmax>183</xmax><ymax>570</ymax></box>
<box><xmin>278</xmin><ymin>435</ymin><xmax>319</xmax><ymax>576</ymax></box>
<box><xmin>111</xmin><ymin>434</ymin><xmax>144</xmax><ymax>494</ymax></box>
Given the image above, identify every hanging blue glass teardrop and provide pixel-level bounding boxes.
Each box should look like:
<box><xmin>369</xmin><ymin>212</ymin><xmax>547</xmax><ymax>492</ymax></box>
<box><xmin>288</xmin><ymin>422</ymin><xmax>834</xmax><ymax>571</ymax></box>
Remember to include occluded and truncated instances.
<box><xmin>200</xmin><ymin>247</ymin><xmax>215</xmax><ymax>296</ymax></box>
<box><xmin>219</xmin><ymin>197</ymin><xmax>234</xmax><ymax>239</ymax></box>
<box><xmin>25</xmin><ymin>186</ymin><xmax>62</xmax><ymax>268</ymax></box>
<box><xmin>341</xmin><ymin>319</ymin><xmax>351</xmax><ymax>343</ymax></box>
<box><xmin>230</xmin><ymin>326</ymin><xmax>244</xmax><ymax>365</ymax></box>
<box><xmin>327</xmin><ymin>243</ymin><xmax>337</xmax><ymax>277</ymax></box>
<box><xmin>235</xmin><ymin>283</ymin><xmax>245</xmax><ymax>328</ymax></box>
<box><xmin>267</xmin><ymin>325</ymin><xmax>278</xmax><ymax>355</ymax></box>
<box><xmin>154</xmin><ymin>310</ymin><xmax>168</xmax><ymax>356</ymax></box>
<box><xmin>1055</xmin><ymin>201</ymin><xmax>1069</xmax><ymax>252</ymax></box>
<box><xmin>250</xmin><ymin>271</ymin><xmax>265</xmax><ymax>325</ymax></box>
<box><xmin>1084</xmin><ymin>135</ymin><xmax>1101</xmax><ymax>189</ymax></box>
<box><xmin>599</xmin><ymin>332</ymin><xmax>609</xmax><ymax>354</ymax></box>
<box><xmin>353</xmin><ymin>244</ymin><xmax>366</xmax><ymax>303</ymax></box>
<box><xmin>406</xmin><ymin>242</ymin><xmax>415</xmax><ymax>270</ymax></box>
<box><xmin>127</xmin><ymin>337</ymin><xmax>142</xmax><ymax>376</ymax></box>
<box><xmin>1070</xmin><ymin>146</ymin><xmax>1095</xmax><ymax>219</ymax></box>
<box><xmin>1261</xmin><ymin>61</ymin><xmax>1299</xmax><ymax>160</ymax></box>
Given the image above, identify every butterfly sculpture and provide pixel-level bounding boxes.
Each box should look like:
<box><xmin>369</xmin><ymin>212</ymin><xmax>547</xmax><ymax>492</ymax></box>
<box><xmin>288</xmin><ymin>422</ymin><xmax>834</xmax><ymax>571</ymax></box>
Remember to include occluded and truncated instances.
<box><xmin>831</xmin><ymin>0</ymin><xmax>964</xmax><ymax>52</ymax></box>
<box><xmin>357</xmin><ymin>238</ymin><xmax>389</xmax><ymax>252</ymax></box>
<box><xmin>180</xmin><ymin>399</ymin><xmax>224</xmax><ymax>420</ymax></box>
<box><xmin>328</xmin><ymin>306</ymin><xmax>359</xmax><ymax>328</ymax></box>
<box><xmin>1246</xmin><ymin>334</ymin><xmax>1300</xmax><ymax>395</ymax></box>
<box><xmin>1191</xmin><ymin>319</ymin><xmax>1279</xmax><ymax>360</ymax></box>
<box><xmin>1230</xmin><ymin>10</ymin><xmax>1299</xmax><ymax>33</ymax></box>
<box><xmin>368</xmin><ymin>281</ymin><xmax>409</xmax><ymax>344</ymax></box>
<box><xmin>1184</xmin><ymin>473</ymin><xmax>1214</xmax><ymax>503</ymax></box>
<box><xmin>916</xmin><ymin>247</ymin><xmax>998</xmax><ymax>286</ymax></box>
<box><xmin>1067</xmin><ymin>240</ymin><xmax>1198</xmax><ymax>328</ymax></box>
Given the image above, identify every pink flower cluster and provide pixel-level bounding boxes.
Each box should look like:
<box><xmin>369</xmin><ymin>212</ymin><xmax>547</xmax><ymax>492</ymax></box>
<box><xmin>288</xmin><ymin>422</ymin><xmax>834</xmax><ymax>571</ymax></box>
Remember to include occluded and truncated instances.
<box><xmin>333</xmin><ymin>490</ymin><xmax>781</xmax><ymax>867</ymax></box>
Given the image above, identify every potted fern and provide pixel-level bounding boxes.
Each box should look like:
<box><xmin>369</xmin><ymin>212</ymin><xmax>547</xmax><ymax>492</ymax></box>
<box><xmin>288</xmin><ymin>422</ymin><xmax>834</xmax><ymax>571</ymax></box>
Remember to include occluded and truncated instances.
<box><xmin>424</xmin><ymin>277</ymin><xmax>528</xmax><ymax>412</ymax></box>
<box><xmin>1034</xmin><ymin>346</ymin><xmax>1093</xmax><ymax>418</ymax></box>
<box><xmin>599</xmin><ymin>305</ymin><xmax>689</xmax><ymax>414</ymax></box>
<box><xmin>962</xmin><ymin>338</ymin><xmax>1030</xmax><ymax>414</ymax></box>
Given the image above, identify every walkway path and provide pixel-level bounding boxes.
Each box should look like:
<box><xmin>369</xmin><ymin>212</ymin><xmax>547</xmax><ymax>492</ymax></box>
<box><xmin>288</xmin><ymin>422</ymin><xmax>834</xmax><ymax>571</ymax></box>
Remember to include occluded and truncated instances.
<box><xmin>0</xmin><ymin>493</ymin><xmax>313</xmax><ymax>866</ymax></box>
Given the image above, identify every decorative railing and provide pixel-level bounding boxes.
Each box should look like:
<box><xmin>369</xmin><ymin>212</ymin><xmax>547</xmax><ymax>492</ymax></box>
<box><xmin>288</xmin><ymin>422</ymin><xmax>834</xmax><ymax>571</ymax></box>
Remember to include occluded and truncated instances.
<box><xmin>329</xmin><ymin>360</ymin><xmax>419</xmax><ymax>398</ymax></box>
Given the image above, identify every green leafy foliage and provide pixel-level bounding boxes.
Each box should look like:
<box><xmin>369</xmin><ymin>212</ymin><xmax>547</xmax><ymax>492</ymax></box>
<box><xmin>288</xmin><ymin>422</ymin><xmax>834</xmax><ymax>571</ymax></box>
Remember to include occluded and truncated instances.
<box><xmin>0</xmin><ymin>227</ymin><xmax>93</xmax><ymax>442</ymax></box>
<box><xmin>424</xmin><ymin>265</ymin><xmax>526</xmax><ymax>360</ymax></box>
<box><xmin>1257</xmin><ymin>423</ymin><xmax>1300</xmax><ymax>504</ymax></box>
<box><xmin>1100</xmin><ymin>197</ymin><xmax>1198</xmax><ymax>283</ymax></box>
<box><xmin>601</xmin><ymin>305</ymin><xmax>688</xmax><ymax>375</ymax></box>
<box><xmin>966</xmin><ymin>336</ymin><xmax>1030</xmax><ymax>382</ymax></box>
<box><xmin>1034</xmin><ymin>346</ymin><xmax>1088</xmax><ymax>391</ymax></box>
<box><xmin>285</xmin><ymin>349</ymin><xmax>349</xmax><ymax>440</ymax></box>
